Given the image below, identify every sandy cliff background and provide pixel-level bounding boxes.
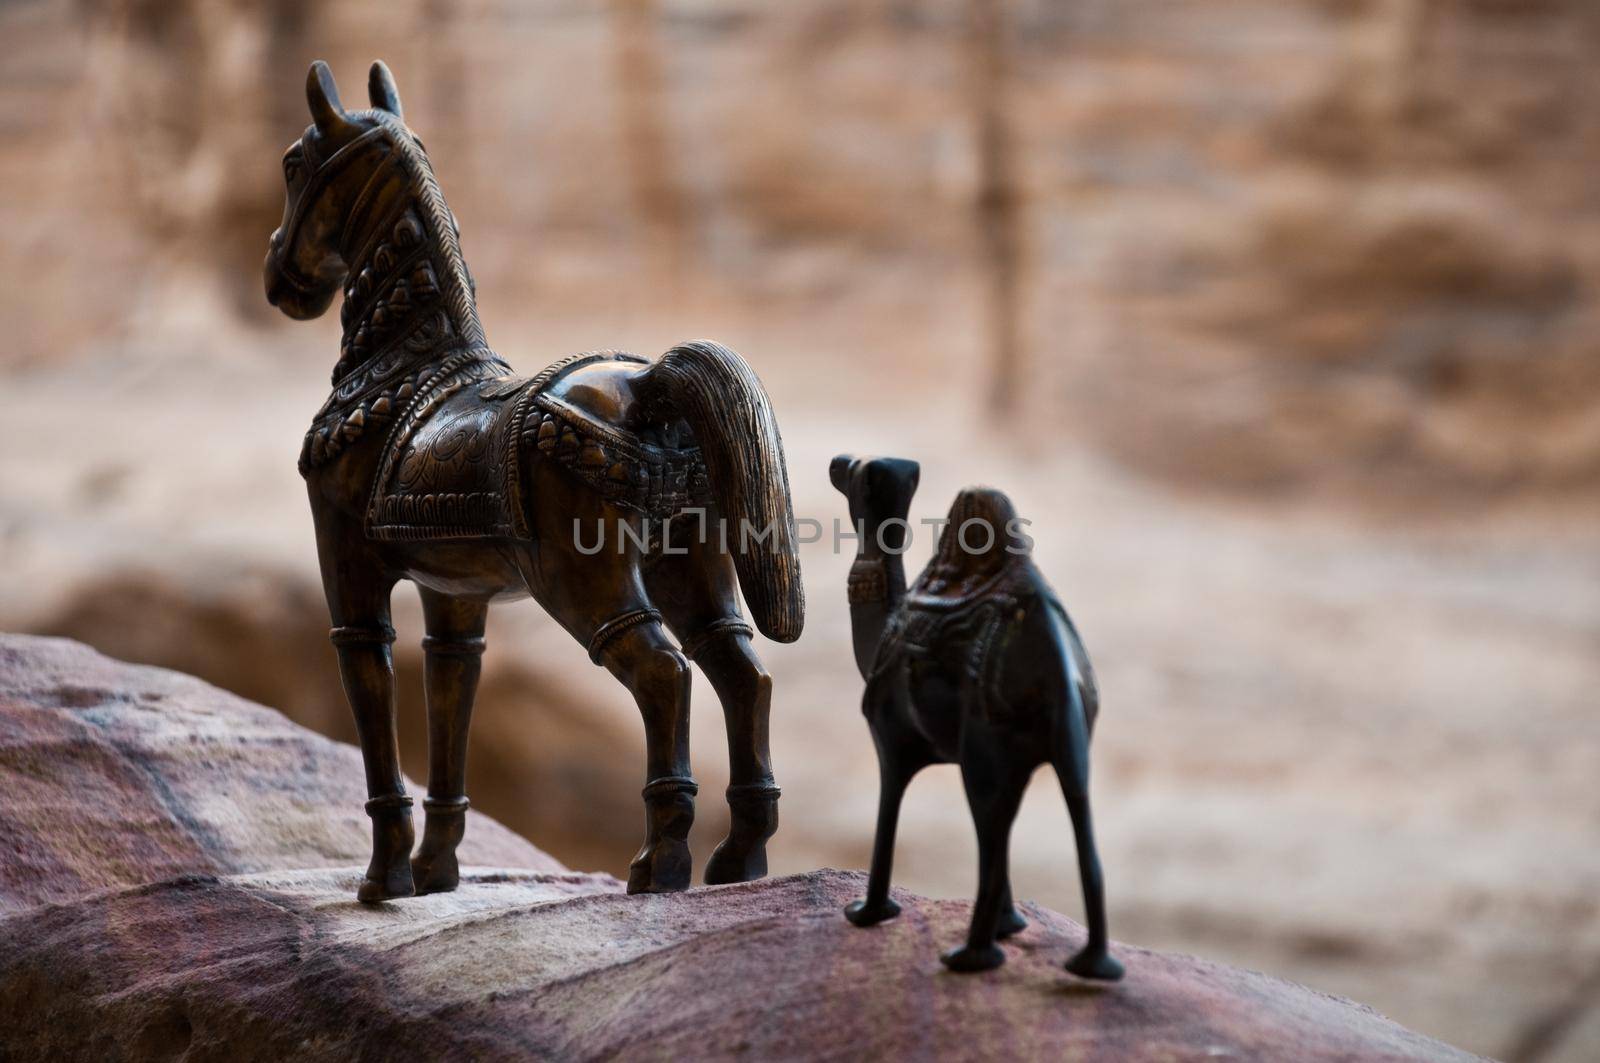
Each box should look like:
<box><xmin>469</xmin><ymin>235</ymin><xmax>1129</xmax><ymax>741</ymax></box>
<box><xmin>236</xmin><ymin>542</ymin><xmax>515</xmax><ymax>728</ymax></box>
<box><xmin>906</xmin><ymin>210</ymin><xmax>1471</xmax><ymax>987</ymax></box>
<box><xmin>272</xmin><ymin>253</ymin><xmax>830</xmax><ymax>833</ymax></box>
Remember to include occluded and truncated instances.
<box><xmin>1</xmin><ymin>1</ymin><xmax>1597</xmax><ymax>1059</ymax></box>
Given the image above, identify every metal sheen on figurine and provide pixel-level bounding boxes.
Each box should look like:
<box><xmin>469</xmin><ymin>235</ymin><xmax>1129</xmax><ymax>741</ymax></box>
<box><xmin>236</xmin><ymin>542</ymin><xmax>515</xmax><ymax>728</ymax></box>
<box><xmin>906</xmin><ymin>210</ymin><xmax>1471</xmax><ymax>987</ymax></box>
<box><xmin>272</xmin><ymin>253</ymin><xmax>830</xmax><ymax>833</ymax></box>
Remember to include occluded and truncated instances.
<box><xmin>830</xmin><ymin>455</ymin><xmax>1122</xmax><ymax>980</ymax></box>
<box><xmin>264</xmin><ymin>60</ymin><xmax>802</xmax><ymax>903</ymax></box>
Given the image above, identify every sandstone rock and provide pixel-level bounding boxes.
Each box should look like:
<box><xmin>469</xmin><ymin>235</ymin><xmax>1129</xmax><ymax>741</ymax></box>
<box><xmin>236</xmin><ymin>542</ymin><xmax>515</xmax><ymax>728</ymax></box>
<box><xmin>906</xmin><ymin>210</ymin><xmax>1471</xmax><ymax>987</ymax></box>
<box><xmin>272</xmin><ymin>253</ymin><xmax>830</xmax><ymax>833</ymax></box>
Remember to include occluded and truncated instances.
<box><xmin>0</xmin><ymin>632</ymin><xmax>561</xmax><ymax>914</ymax></box>
<box><xmin>30</xmin><ymin>572</ymin><xmax>650</xmax><ymax>878</ymax></box>
<box><xmin>0</xmin><ymin>634</ymin><xmax>1482</xmax><ymax>1061</ymax></box>
<box><xmin>2</xmin><ymin>866</ymin><xmax>1488</xmax><ymax>1063</ymax></box>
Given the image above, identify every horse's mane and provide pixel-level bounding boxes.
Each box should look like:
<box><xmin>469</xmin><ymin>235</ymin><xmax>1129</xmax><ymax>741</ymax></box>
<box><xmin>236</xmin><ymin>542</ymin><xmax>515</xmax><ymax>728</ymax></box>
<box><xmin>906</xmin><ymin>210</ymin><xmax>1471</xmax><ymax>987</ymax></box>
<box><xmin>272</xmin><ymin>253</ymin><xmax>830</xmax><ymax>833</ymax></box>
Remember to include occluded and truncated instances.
<box><xmin>363</xmin><ymin>111</ymin><xmax>484</xmax><ymax>349</ymax></box>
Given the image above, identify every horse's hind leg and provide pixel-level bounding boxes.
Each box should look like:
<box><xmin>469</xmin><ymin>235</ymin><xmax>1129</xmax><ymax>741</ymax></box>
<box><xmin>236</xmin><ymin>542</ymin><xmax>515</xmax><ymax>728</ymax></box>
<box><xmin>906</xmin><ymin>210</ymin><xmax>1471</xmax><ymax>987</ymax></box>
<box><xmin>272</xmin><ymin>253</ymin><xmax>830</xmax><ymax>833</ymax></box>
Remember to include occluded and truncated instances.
<box><xmin>516</xmin><ymin>501</ymin><xmax>696</xmax><ymax>895</ymax></box>
<box><xmin>690</xmin><ymin>628</ymin><xmax>780</xmax><ymax>885</ymax></box>
<box><xmin>597</xmin><ymin>617</ymin><xmax>697</xmax><ymax>894</ymax></box>
<box><xmin>651</xmin><ymin>543</ymin><xmax>777</xmax><ymax>885</ymax></box>
<box><xmin>411</xmin><ymin>587</ymin><xmax>489</xmax><ymax>895</ymax></box>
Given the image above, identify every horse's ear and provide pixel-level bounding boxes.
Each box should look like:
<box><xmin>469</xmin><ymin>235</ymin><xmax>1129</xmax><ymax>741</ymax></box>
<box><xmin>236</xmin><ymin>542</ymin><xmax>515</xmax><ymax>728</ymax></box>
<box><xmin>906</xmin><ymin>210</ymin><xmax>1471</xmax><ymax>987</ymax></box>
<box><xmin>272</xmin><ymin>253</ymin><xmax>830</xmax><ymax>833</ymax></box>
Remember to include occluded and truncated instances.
<box><xmin>368</xmin><ymin>60</ymin><xmax>403</xmax><ymax>120</ymax></box>
<box><xmin>306</xmin><ymin>60</ymin><xmax>349</xmax><ymax>134</ymax></box>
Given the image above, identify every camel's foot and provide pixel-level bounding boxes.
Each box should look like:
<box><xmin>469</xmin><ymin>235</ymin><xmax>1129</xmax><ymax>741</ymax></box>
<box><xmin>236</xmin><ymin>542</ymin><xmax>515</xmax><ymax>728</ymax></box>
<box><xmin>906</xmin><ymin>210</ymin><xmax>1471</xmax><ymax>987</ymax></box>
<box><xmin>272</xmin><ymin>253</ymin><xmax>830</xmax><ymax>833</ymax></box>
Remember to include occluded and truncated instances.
<box><xmin>940</xmin><ymin>943</ymin><xmax>1006</xmax><ymax>973</ymax></box>
<box><xmin>703</xmin><ymin>784</ymin><xmax>780</xmax><ymax>885</ymax></box>
<box><xmin>1064</xmin><ymin>945</ymin><xmax>1125</xmax><ymax>982</ymax></box>
<box><xmin>626</xmin><ymin>777</ymin><xmax>696</xmax><ymax>895</ymax></box>
<box><xmin>358</xmin><ymin>795</ymin><xmax>416</xmax><ymax>904</ymax></box>
<box><xmin>411</xmin><ymin>797</ymin><xmax>468</xmax><ymax>895</ymax></box>
<box><xmin>997</xmin><ymin>906</ymin><xmax>1028</xmax><ymax>939</ymax></box>
<box><xmin>844</xmin><ymin>897</ymin><xmax>902</xmax><ymax>927</ymax></box>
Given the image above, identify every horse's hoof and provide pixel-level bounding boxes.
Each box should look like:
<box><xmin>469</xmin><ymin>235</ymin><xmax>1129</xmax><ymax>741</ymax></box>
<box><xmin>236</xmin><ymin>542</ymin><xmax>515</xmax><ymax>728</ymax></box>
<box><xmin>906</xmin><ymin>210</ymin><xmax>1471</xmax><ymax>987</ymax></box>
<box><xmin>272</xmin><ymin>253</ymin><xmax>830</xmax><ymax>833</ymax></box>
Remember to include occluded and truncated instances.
<box><xmin>411</xmin><ymin>850</ymin><xmax>460</xmax><ymax>895</ymax></box>
<box><xmin>997</xmin><ymin>906</ymin><xmax>1028</xmax><ymax>939</ymax></box>
<box><xmin>941</xmin><ymin>943</ymin><xmax>1006</xmax><ymax>973</ymax></box>
<box><xmin>1064</xmin><ymin>947</ymin><xmax>1124</xmax><ymax>982</ymax></box>
<box><xmin>704</xmin><ymin>786</ymin><xmax>779</xmax><ymax>886</ymax></box>
<box><xmin>360</xmin><ymin>799</ymin><xmax>416</xmax><ymax>904</ymax></box>
<box><xmin>703</xmin><ymin>837</ymin><xmax>768</xmax><ymax>885</ymax></box>
<box><xmin>413</xmin><ymin>801</ymin><xmax>467</xmax><ymax>894</ymax></box>
<box><xmin>357</xmin><ymin>867</ymin><xmax>416</xmax><ymax>904</ymax></box>
<box><xmin>626</xmin><ymin>839</ymin><xmax>692</xmax><ymax>894</ymax></box>
<box><xmin>844</xmin><ymin>898</ymin><xmax>901</xmax><ymax>927</ymax></box>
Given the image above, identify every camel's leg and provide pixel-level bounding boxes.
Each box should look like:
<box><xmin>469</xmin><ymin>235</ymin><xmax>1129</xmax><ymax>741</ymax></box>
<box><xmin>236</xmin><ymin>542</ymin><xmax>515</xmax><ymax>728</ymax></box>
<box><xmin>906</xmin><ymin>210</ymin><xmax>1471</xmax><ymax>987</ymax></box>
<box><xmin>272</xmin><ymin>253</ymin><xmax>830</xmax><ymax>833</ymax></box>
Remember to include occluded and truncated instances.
<box><xmin>846</xmin><ymin>676</ymin><xmax>929</xmax><ymax>926</ymax></box>
<box><xmin>650</xmin><ymin>536</ymin><xmax>779</xmax><ymax>885</ymax></box>
<box><xmin>597</xmin><ymin>617</ymin><xmax>697</xmax><ymax>894</ymax></box>
<box><xmin>411</xmin><ymin>587</ymin><xmax>488</xmax><ymax>895</ymax></box>
<box><xmin>1054</xmin><ymin>694</ymin><xmax>1124</xmax><ymax>981</ymax></box>
<box><xmin>942</xmin><ymin>721</ymin><xmax>1028</xmax><ymax>973</ymax></box>
<box><xmin>321</xmin><ymin>562</ymin><xmax>413</xmax><ymax>904</ymax></box>
<box><xmin>844</xmin><ymin>750</ymin><xmax>925</xmax><ymax>926</ymax></box>
<box><xmin>998</xmin><ymin>882</ymin><xmax>1028</xmax><ymax>939</ymax></box>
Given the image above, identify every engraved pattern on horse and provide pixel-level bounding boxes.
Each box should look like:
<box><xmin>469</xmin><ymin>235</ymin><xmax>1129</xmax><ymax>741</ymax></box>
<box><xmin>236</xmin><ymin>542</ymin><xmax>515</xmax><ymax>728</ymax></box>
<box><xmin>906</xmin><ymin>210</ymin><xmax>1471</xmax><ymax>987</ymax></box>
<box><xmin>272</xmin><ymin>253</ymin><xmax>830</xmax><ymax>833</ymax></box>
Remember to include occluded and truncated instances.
<box><xmin>364</xmin><ymin>351</ymin><xmax>717</xmax><ymax>542</ymax></box>
<box><xmin>368</xmin><ymin>377</ymin><xmax>522</xmax><ymax>539</ymax></box>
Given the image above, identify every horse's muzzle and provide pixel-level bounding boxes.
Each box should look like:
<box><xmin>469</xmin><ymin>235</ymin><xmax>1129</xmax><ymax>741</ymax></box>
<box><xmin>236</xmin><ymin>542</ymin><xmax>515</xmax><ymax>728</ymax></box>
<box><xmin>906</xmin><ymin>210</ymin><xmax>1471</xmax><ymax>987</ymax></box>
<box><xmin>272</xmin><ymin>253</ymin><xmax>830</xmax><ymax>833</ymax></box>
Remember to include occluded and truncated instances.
<box><xmin>264</xmin><ymin>240</ymin><xmax>335</xmax><ymax>321</ymax></box>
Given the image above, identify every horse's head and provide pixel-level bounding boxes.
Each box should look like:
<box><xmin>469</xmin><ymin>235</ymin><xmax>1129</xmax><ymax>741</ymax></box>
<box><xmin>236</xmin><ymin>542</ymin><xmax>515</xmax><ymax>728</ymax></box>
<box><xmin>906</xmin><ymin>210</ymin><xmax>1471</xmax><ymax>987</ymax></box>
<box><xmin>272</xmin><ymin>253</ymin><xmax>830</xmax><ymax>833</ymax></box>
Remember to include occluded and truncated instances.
<box><xmin>263</xmin><ymin>60</ymin><xmax>409</xmax><ymax>320</ymax></box>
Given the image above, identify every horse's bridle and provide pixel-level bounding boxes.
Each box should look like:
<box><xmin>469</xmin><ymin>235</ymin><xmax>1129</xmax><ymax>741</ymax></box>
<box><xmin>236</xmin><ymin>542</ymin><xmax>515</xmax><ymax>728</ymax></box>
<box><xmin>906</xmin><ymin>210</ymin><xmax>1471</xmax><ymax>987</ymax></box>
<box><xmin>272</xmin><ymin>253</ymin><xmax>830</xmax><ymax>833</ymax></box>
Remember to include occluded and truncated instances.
<box><xmin>272</xmin><ymin>123</ymin><xmax>396</xmax><ymax>294</ymax></box>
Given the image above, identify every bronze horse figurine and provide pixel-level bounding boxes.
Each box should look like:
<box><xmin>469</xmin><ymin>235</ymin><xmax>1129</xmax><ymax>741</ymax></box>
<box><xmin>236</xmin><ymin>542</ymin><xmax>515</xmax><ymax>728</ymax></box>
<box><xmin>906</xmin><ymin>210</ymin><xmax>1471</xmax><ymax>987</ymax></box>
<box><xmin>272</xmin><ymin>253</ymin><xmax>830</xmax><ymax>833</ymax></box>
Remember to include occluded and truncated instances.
<box><xmin>263</xmin><ymin>60</ymin><xmax>802</xmax><ymax>902</ymax></box>
<box><xmin>830</xmin><ymin>455</ymin><xmax>1121</xmax><ymax>979</ymax></box>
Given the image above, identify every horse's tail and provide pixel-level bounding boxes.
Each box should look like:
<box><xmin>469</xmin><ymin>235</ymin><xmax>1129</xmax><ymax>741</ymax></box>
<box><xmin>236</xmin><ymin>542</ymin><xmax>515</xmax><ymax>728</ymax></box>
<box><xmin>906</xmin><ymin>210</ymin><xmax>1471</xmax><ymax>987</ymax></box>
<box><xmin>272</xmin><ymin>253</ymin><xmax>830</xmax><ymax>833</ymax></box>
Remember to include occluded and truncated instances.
<box><xmin>646</xmin><ymin>340</ymin><xmax>805</xmax><ymax>643</ymax></box>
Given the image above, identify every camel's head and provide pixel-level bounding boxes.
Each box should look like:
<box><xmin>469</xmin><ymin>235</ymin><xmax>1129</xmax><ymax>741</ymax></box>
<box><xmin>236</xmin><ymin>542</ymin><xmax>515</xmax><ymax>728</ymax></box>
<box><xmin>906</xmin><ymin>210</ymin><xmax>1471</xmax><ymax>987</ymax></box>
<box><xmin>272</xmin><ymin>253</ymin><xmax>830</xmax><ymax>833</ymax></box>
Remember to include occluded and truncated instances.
<box><xmin>829</xmin><ymin>454</ymin><xmax>920</xmax><ymax>541</ymax></box>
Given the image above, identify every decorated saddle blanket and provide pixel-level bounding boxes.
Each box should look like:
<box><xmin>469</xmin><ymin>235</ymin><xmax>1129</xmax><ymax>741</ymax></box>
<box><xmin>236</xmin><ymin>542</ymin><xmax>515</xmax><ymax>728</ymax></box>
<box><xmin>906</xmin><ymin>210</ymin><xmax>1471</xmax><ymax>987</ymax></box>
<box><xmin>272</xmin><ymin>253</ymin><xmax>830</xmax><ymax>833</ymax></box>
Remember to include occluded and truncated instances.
<box><xmin>878</xmin><ymin>563</ymin><xmax>1033</xmax><ymax>684</ymax></box>
<box><xmin>874</xmin><ymin>560</ymin><xmax>1096</xmax><ymax>725</ymax></box>
<box><xmin>363</xmin><ymin>349</ymin><xmax>713</xmax><ymax>543</ymax></box>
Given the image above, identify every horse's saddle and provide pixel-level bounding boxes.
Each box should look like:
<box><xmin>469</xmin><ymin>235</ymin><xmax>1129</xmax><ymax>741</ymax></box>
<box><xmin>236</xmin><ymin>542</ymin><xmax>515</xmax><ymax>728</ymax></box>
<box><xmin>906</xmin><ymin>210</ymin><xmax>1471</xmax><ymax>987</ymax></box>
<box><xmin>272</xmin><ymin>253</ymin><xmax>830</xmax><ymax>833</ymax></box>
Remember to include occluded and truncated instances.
<box><xmin>364</xmin><ymin>350</ymin><xmax>713</xmax><ymax>542</ymax></box>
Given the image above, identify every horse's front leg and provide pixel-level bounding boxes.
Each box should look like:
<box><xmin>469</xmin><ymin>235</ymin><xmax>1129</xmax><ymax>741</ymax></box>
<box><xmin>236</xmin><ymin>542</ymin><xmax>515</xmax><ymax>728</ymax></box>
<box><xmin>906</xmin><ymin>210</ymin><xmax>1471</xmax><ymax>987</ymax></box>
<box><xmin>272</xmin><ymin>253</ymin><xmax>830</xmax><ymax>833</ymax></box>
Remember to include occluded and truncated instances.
<box><xmin>411</xmin><ymin>587</ymin><xmax>489</xmax><ymax>895</ymax></box>
<box><xmin>323</xmin><ymin>564</ymin><xmax>414</xmax><ymax>904</ymax></box>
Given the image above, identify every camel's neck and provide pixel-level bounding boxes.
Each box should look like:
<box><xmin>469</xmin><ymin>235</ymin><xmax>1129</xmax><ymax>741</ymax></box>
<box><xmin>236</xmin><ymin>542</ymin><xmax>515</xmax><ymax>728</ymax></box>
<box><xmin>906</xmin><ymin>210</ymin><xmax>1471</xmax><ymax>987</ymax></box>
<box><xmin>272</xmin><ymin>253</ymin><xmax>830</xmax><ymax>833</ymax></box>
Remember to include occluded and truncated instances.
<box><xmin>330</xmin><ymin>135</ymin><xmax>484</xmax><ymax>385</ymax></box>
<box><xmin>845</xmin><ymin>518</ymin><xmax>910</xmax><ymax>680</ymax></box>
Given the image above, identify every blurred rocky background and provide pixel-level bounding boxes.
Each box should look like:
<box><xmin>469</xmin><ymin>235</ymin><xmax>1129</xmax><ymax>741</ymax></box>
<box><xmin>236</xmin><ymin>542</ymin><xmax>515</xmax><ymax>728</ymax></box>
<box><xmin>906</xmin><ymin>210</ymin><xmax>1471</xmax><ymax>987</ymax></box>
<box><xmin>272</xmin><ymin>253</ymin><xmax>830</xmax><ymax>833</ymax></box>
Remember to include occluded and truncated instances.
<box><xmin>0</xmin><ymin>1</ymin><xmax>1596</xmax><ymax>1059</ymax></box>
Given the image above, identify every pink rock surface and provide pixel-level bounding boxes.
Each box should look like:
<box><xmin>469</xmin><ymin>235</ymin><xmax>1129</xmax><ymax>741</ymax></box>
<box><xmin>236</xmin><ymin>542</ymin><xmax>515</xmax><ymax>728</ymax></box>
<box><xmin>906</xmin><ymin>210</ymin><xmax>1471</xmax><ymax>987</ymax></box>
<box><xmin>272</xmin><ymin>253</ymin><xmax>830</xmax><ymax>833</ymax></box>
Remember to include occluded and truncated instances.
<box><xmin>0</xmin><ymin>633</ymin><xmax>561</xmax><ymax>914</ymax></box>
<box><xmin>0</xmin><ymin>635</ymin><xmax>1483</xmax><ymax>1061</ymax></box>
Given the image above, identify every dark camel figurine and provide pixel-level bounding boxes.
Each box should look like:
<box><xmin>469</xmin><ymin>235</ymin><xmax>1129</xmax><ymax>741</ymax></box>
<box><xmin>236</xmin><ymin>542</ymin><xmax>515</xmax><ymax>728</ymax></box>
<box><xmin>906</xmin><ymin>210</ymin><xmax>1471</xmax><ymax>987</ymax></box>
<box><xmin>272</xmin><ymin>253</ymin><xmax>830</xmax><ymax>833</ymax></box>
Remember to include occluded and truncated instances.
<box><xmin>830</xmin><ymin>455</ymin><xmax>1122</xmax><ymax>979</ymax></box>
<box><xmin>263</xmin><ymin>60</ymin><xmax>802</xmax><ymax>902</ymax></box>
